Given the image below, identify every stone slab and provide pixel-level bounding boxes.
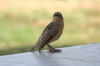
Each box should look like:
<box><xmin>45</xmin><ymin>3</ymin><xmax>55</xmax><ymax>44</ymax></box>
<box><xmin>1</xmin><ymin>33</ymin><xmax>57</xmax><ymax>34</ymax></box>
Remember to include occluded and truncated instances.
<box><xmin>0</xmin><ymin>43</ymin><xmax>100</xmax><ymax>66</ymax></box>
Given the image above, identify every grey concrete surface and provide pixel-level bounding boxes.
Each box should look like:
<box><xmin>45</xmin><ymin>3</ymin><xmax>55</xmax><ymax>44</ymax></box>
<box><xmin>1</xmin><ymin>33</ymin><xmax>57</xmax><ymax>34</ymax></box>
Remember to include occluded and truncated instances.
<box><xmin>0</xmin><ymin>43</ymin><xmax>100</xmax><ymax>66</ymax></box>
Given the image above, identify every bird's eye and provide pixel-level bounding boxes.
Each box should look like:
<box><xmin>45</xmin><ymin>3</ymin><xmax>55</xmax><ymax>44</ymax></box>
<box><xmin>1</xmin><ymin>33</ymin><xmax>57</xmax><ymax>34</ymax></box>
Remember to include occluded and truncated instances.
<box><xmin>54</xmin><ymin>14</ymin><xmax>60</xmax><ymax>17</ymax></box>
<box><xmin>56</xmin><ymin>14</ymin><xmax>60</xmax><ymax>16</ymax></box>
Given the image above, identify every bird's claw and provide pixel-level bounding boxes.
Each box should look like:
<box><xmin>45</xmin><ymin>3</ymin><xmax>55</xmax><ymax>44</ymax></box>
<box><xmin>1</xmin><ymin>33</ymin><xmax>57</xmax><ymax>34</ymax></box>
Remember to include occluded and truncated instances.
<box><xmin>48</xmin><ymin>49</ymin><xmax>61</xmax><ymax>53</ymax></box>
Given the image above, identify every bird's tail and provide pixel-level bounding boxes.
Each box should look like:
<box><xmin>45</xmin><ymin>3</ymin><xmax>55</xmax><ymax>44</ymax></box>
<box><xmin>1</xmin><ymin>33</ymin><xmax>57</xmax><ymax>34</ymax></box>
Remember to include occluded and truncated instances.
<box><xmin>30</xmin><ymin>40</ymin><xmax>41</xmax><ymax>52</ymax></box>
<box><xmin>30</xmin><ymin>42</ymin><xmax>40</xmax><ymax>52</ymax></box>
<box><xmin>30</xmin><ymin>43</ymin><xmax>39</xmax><ymax>52</ymax></box>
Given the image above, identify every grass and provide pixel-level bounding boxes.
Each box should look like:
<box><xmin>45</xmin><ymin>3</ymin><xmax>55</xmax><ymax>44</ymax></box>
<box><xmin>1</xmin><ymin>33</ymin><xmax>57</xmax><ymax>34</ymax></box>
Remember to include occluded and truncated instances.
<box><xmin>0</xmin><ymin>0</ymin><xmax>100</xmax><ymax>55</ymax></box>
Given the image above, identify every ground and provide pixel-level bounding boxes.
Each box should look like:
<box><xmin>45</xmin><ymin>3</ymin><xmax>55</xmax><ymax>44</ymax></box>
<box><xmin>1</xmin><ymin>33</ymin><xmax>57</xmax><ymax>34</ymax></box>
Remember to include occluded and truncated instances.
<box><xmin>0</xmin><ymin>43</ymin><xmax>100</xmax><ymax>66</ymax></box>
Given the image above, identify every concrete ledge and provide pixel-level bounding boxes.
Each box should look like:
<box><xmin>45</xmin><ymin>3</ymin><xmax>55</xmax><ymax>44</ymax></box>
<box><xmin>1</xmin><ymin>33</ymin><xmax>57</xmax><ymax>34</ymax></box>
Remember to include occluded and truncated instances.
<box><xmin>0</xmin><ymin>43</ymin><xmax>100</xmax><ymax>66</ymax></box>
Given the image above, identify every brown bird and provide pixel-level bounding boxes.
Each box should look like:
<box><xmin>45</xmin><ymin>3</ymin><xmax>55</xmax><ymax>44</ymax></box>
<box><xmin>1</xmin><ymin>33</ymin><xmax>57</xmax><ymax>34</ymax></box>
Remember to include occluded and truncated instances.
<box><xmin>30</xmin><ymin>12</ymin><xmax>64</xmax><ymax>52</ymax></box>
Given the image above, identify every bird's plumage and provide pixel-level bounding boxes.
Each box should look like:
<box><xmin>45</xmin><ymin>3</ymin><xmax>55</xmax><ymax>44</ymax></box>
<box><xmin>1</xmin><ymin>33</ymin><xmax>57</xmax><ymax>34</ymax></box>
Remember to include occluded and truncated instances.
<box><xmin>39</xmin><ymin>22</ymin><xmax>59</xmax><ymax>51</ymax></box>
<box><xmin>30</xmin><ymin>12</ymin><xmax>64</xmax><ymax>52</ymax></box>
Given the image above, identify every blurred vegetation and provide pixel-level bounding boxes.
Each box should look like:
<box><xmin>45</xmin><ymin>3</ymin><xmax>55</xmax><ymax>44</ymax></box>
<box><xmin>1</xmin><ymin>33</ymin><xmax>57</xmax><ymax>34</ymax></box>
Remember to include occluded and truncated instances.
<box><xmin>0</xmin><ymin>0</ymin><xmax>100</xmax><ymax>55</ymax></box>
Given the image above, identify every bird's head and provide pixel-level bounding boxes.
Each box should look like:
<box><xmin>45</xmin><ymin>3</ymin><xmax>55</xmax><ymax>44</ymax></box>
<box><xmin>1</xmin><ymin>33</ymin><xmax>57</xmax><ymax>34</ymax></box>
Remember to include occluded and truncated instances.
<box><xmin>53</xmin><ymin>12</ymin><xmax>63</xmax><ymax>21</ymax></box>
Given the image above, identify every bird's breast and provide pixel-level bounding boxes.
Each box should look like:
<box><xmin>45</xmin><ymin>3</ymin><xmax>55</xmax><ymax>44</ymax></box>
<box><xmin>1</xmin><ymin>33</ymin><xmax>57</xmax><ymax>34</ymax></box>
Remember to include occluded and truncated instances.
<box><xmin>49</xmin><ymin>22</ymin><xmax>64</xmax><ymax>43</ymax></box>
<box><xmin>55</xmin><ymin>23</ymin><xmax>64</xmax><ymax>39</ymax></box>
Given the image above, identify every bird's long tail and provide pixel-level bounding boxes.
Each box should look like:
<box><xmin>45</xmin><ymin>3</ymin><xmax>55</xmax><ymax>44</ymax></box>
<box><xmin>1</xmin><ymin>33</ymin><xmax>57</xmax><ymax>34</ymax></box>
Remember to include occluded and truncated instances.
<box><xmin>30</xmin><ymin>41</ymin><xmax>40</xmax><ymax>52</ymax></box>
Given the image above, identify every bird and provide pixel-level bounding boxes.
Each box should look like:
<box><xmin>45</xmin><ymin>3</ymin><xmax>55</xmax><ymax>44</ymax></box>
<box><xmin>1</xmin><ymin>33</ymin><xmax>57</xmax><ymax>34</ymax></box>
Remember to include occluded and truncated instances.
<box><xmin>30</xmin><ymin>12</ymin><xmax>64</xmax><ymax>52</ymax></box>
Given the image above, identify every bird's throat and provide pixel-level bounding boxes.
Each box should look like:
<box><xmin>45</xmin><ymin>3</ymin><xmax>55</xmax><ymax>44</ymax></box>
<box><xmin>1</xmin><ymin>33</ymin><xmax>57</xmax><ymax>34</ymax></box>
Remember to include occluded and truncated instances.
<box><xmin>53</xmin><ymin>17</ymin><xmax>63</xmax><ymax>23</ymax></box>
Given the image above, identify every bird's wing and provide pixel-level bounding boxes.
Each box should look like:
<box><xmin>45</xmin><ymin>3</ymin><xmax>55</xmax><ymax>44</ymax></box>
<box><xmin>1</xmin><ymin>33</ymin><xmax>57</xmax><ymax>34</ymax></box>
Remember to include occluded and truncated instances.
<box><xmin>30</xmin><ymin>22</ymin><xmax>58</xmax><ymax>52</ymax></box>
<box><xmin>39</xmin><ymin>22</ymin><xmax>59</xmax><ymax>51</ymax></box>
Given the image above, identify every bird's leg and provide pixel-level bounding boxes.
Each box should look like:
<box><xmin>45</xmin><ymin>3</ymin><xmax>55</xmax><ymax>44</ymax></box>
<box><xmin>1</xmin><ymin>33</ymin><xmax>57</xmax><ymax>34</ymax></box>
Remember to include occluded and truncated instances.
<box><xmin>46</xmin><ymin>44</ymin><xmax>61</xmax><ymax>53</ymax></box>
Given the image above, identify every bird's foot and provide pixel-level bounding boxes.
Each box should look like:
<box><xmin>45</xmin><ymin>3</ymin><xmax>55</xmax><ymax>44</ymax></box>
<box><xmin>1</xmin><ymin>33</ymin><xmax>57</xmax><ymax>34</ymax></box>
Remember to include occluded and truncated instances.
<box><xmin>48</xmin><ymin>49</ymin><xmax>61</xmax><ymax>53</ymax></box>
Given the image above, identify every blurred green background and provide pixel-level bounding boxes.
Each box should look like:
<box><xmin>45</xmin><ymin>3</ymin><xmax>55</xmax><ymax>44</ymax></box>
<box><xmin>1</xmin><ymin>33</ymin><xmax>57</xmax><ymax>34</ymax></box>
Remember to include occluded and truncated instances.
<box><xmin>0</xmin><ymin>0</ymin><xmax>100</xmax><ymax>55</ymax></box>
